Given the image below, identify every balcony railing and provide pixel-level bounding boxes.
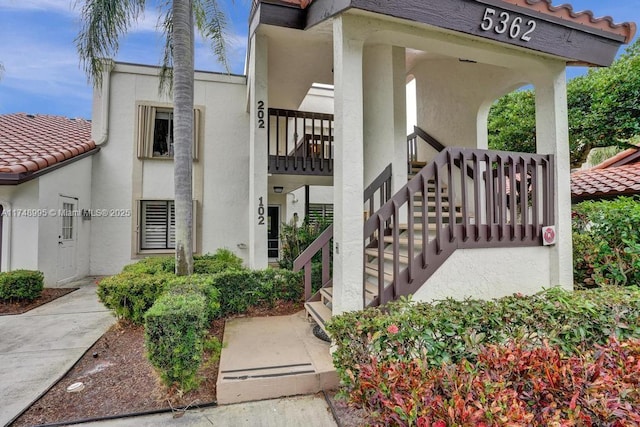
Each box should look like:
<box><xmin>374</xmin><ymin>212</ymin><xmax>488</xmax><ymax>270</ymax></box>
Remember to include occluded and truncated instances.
<box><xmin>268</xmin><ymin>108</ymin><xmax>334</xmax><ymax>175</ymax></box>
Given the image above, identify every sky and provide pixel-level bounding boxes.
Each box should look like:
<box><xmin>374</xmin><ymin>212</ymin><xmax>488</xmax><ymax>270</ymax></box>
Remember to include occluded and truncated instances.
<box><xmin>0</xmin><ymin>0</ymin><xmax>638</xmax><ymax>120</ymax></box>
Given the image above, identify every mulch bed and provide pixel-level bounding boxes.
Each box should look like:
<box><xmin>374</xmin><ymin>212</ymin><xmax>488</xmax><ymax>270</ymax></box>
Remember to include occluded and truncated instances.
<box><xmin>11</xmin><ymin>300</ymin><xmax>306</xmax><ymax>426</ymax></box>
<box><xmin>0</xmin><ymin>288</ymin><xmax>78</xmax><ymax>316</ymax></box>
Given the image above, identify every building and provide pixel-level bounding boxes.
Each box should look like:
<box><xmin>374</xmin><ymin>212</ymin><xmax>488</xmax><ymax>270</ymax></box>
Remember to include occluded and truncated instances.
<box><xmin>0</xmin><ymin>113</ymin><xmax>97</xmax><ymax>284</ymax></box>
<box><xmin>2</xmin><ymin>1</ymin><xmax>635</xmax><ymax>320</ymax></box>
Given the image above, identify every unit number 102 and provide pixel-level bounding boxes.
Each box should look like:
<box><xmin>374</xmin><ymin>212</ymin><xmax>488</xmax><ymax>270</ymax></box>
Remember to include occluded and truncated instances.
<box><xmin>480</xmin><ymin>7</ymin><xmax>536</xmax><ymax>42</ymax></box>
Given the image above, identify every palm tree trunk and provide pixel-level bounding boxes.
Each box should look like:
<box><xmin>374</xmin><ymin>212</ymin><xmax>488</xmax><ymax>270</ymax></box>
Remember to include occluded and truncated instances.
<box><xmin>172</xmin><ymin>0</ymin><xmax>194</xmax><ymax>275</ymax></box>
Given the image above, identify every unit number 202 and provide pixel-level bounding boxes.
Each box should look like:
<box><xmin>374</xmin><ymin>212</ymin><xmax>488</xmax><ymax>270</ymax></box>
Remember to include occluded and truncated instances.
<box><xmin>480</xmin><ymin>7</ymin><xmax>536</xmax><ymax>42</ymax></box>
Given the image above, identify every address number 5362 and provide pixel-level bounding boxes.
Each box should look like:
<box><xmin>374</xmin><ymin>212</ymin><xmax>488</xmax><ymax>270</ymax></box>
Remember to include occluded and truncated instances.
<box><xmin>480</xmin><ymin>7</ymin><xmax>536</xmax><ymax>42</ymax></box>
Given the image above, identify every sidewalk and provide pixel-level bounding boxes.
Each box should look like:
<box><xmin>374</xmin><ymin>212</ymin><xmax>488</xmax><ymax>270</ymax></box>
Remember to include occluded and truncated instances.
<box><xmin>0</xmin><ymin>278</ymin><xmax>115</xmax><ymax>427</ymax></box>
<box><xmin>78</xmin><ymin>394</ymin><xmax>338</xmax><ymax>426</ymax></box>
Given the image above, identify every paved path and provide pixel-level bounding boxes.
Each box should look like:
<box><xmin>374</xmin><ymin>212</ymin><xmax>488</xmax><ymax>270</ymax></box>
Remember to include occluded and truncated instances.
<box><xmin>0</xmin><ymin>278</ymin><xmax>115</xmax><ymax>427</ymax></box>
<box><xmin>80</xmin><ymin>395</ymin><xmax>338</xmax><ymax>427</ymax></box>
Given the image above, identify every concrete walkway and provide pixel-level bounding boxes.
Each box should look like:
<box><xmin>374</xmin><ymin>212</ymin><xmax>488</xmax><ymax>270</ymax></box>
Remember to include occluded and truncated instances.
<box><xmin>79</xmin><ymin>395</ymin><xmax>338</xmax><ymax>426</ymax></box>
<box><xmin>0</xmin><ymin>278</ymin><xmax>115</xmax><ymax>427</ymax></box>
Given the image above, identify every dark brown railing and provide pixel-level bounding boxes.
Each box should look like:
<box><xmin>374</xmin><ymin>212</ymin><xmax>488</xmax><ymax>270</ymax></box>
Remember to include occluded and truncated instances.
<box><xmin>407</xmin><ymin>125</ymin><xmax>445</xmax><ymax>171</ymax></box>
<box><xmin>294</xmin><ymin>164</ymin><xmax>393</xmax><ymax>302</ymax></box>
<box><xmin>364</xmin><ymin>148</ymin><xmax>555</xmax><ymax>307</ymax></box>
<box><xmin>268</xmin><ymin>108</ymin><xmax>334</xmax><ymax>175</ymax></box>
<box><xmin>293</xmin><ymin>224</ymin><xmax>333</xmax><ymax>301</ymax></box>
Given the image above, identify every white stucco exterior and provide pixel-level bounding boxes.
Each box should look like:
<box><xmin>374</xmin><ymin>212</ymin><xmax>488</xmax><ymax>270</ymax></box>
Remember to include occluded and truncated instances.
<box><xmin>0</xmin><ymin>156</ymin><xmax>93</xmax><ymax>285</ymax></box>
<box><xmin>89</xmin><ymin>63</ymin><xmax>250</xmax><ymax>274</ymax></box>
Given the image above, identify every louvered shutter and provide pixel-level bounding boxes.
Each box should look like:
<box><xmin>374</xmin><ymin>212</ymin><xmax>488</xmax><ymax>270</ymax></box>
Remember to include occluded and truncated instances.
<box><xmin>140</xmin><ymin>201</ymin><xmax>175</xmax><ymax>249</ymax></box>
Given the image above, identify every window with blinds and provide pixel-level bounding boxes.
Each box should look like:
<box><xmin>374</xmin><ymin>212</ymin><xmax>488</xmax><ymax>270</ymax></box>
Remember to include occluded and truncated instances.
<box><xmin>308</xmin><ymin>203</ymin><xmax>333</xmax><ymax>223</ymax></box>
<box><xmin>136</xmin><ymin>105</ymin><xmax>201</xmax><ymax>160</ymax></box>
<box><xmin>140</xmin><ymin>200</ymin><xmax>175</xmax><ymax>250</ymax></box>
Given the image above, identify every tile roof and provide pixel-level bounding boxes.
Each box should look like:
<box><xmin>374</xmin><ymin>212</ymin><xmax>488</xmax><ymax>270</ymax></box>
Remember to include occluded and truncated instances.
<box><xmin>571</xmin><ymin>149</ymin><xmax>640</xmax><ymax>200</ymax></box>
<box><xmin>499</xmin><ymin>0</ymin><xmax>636</xmax><ymax>43</ymax></box>
<box><xmin>0</xmin><ymin>113</ymin><xmax>95</xmax><ymax>176</ymax></box>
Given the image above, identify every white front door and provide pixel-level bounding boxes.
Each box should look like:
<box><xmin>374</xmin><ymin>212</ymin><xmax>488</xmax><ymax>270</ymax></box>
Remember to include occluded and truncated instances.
<box><xmin>57</xmin><ymin>196</ymin><xmax>77</xmax><ymax>283</ymax></box>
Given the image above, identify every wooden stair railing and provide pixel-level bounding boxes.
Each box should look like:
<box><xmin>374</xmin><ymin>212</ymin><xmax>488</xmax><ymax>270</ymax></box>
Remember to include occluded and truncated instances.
<box><xmin>364</xmin><ymin>147</ymin><xmax>555</xmax><ymax>307</ymax></box>
<box><xmin>293</xmin><ymin>224</ymin><xmax>333</xmax><ymax>301</ymax></box>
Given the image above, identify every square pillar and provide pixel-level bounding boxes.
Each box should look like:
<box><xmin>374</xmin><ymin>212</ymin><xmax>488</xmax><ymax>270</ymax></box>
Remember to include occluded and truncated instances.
<box><xmin>333</xmin><ymin>16</ymin><xmax>365</xmax><ymax>314</ymax></box>
<box><xmin>363</xmin><ymin>45</ymin><xmax>407</xmax><ymax>193</ymax></box>
<box><xmin>248</xmin><ymin>33</ymin><xmax>268</xmax><ymax>269</ymax></box>
<box><xmin>534</xmin><ymin>64</ymin><xmax>573</xmax><ymax>289</ymax></box>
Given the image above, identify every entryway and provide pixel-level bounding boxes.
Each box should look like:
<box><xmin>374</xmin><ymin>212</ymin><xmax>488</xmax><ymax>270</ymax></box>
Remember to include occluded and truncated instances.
<box><xmin>57</xmin><ymin>196</ymin><xmax>77</xmax><ymax>283</ymax></box>
<box><xmin>268</xmin><ymin>205</ymin><xmax>280</xmax><ymax>259</ymax></box>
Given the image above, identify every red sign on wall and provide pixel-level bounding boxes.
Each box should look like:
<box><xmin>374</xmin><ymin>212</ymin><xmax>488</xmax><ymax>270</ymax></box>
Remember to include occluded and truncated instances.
<box><xmin>542</xmin><ymin>226</ymin><xmax>556</xmax><ymax>246</ymax></box>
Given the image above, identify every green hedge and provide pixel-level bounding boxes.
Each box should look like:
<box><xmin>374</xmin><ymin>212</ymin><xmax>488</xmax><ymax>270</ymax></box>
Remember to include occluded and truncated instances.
<box><xmin>166</xmin><ymin>275</ymin><xmax>221</xmax><ymax>321</ymax></box>
<box><xmin>573</xmin><ymin>197</ymin><xmax>640</xmax><ymax>288</ymax></box>
<box><xmin>122</xmin><ymin>248</ymin><xmax>244</xmax><ymax>276</ymax></box>
<box><xmin>0</xmin><ymin>270</ymin><xmax>44</xmax><ymax>302</ymax></box>
<box><xmin>211</xmin><ymin>268</ymin><xmax>303</xmax><ymax>317</ymax></box>
<box><xmin>144</xmin><ymin>286</ymin><xmax>209</xmax><ymax>391</ymax></box>
<box><xmin>97</xmin><ymin>272</ymin><xmax>173</xmax><ymax>324</ymax></box>
<box><xmin>326</xmin><ymin>286</ymin><xmax>640</xmax><ymax>392</ymax></box>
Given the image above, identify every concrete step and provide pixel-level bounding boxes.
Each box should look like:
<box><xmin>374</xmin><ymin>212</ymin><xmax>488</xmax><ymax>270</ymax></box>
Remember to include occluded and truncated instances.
<box><xmin>365</xmin><ymin>248</ymin><xmax>409</xmax><ymax>265</ymax></box>
<box><xmin>365</xmin><ymin>264</ymin><xmax>394</xmax><ymax>283</ymax></box>
<box><xmin>217</xmin><ymin>312</ymin><xmax>338</xmax><ymax>405</ymax></box>
<box><xmin>319</xmin><ymin>286</ymin><xmax>332</xmax><ymax>304</ymax></box>
<box><xmin>304</xmin><ymin>301</ymin><xmax>332</xmax><ymax>334</ymax></box>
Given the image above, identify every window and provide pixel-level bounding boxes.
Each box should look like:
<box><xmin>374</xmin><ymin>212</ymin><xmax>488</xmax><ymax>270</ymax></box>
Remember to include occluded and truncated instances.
<box><xmin>308</xmin><ymin>203</ymin><xmax>333</xmax><ymax>223</ymax></box>
<box><xmin>140</xmin><ymin>200</ymin><xmax>175</xmax><ymax>250</ymax></box>
<box><xmin>137</xmin><ymin>105</ymin><xmax>201</xmax><ymax>159</ymax></box>
<box><xmin>61</xmin><ymin>202</ymin><xmax>74</xmax><ymax>240</ymax></box>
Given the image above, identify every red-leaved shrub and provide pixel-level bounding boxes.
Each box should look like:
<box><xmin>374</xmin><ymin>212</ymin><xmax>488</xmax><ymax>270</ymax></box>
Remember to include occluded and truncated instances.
<box><xmin>352</xmin><ymin>337</ymin><xmax>640</xmax><ymax>426</ymax></box>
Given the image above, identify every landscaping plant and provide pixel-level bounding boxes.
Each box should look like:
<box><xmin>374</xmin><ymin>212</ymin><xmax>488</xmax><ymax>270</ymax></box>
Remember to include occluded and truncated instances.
<box><xmin>0</xmin><ymin>270</ymin><xmax>44</xmax><ymax>302</ymax></box>
<box><xmin>573</xmin><ymin>197</ymin><xmax>640</xmax><ymax>288</ymax></box>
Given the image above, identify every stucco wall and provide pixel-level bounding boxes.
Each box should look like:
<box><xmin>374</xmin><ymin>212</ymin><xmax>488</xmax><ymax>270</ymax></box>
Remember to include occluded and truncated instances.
<box><xmin>0</xmin><ymin>182</ymin><xmax>39</xmax><ymax>274</ymax></box>
<box><xmin>412</xmin><ymin>246</ymin><xmax>561</xmax><ymax>302</ymax></box>
<box><xmin>90</xmin><ymin>63</ymin><xmax>249</xmax><ymax>275</ymax></box>
<box><xmin>37</xmin><ymin>157</ymin><xmax>93</xmax><ymax>284</ymax></box>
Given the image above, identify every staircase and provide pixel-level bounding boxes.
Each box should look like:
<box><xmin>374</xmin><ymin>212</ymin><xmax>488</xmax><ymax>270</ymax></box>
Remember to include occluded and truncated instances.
<box><xmin>296</xmin><ymin>129</ymin><xmax>555</xmax><ymax>334</ymax></box>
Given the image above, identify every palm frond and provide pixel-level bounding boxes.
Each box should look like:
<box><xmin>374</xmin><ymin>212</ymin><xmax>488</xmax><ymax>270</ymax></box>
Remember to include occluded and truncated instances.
<box><xmin>75</xmin><ymin>0</ymin><xmax>146</xmax><ymax>87</ymax></box>
<box><xmin>193</xmin><ymin>0</ymin><xmax>230</xmax><ymax>73</ymax></box>
<box><xmin>158</xmin><ymin>1</ymin><xmax>174</xmax><ymax>96</ymax></box>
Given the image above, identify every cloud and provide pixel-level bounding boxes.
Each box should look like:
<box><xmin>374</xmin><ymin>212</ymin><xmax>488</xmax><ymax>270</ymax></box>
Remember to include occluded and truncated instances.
<box><xmin>0</xmin><ymin>0</ymin><xmax>76</xmax><ymax>15</ymax></box>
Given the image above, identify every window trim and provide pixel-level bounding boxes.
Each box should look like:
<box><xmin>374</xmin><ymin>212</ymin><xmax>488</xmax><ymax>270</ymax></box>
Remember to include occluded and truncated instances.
<box><xmin>137</xmin><ymin>199</ymin><xmax>198</xmax><ymax>254</ymax></box>
<box><xmin>136</xmin><ymin>104</ymin><xmax>202</xmax><ymax>160</ymax></box>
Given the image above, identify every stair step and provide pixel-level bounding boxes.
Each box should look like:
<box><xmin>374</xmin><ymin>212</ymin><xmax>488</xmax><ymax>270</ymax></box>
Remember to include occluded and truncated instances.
<box><xmin>365</xmin><ymin>264</ymin><xmax>395</xmax><ymax>282</ymax></box>
<box><xmin>319</xmin><ymin>286</ymin><xmax>333</xmax><ymax>303</ymax></box>
<box><xmin>304</xmin><ymin>301</ymin><xmax>332</xmax><ymax>334</ymax></box>
<box><xmin>383</xmin><ymin>235</ymin><xmax>424</xmax><ymax>246</ymax></box>
<box><xmin>397</xmin><ymin>222</ymin><xmax>440</xmax><ymax>231</ymax></box>
<box><xmin>365</xmin><ymin>248</ymin><xmax>409</xmax><ymax>264</ymax></box>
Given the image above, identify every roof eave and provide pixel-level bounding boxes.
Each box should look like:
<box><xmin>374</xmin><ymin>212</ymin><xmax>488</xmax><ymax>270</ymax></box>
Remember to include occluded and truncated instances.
<box><xmin>0</xmin><ymin>146</ymin><xmax>100</xmax><ymax>186</ymax></box>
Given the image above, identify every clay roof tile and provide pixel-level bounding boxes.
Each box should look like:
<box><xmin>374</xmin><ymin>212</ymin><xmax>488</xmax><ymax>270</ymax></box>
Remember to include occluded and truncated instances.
<box><xmin>0</xmin><ymin>113</ymin><xmax>94</xmax><ymax>178</ymax></box>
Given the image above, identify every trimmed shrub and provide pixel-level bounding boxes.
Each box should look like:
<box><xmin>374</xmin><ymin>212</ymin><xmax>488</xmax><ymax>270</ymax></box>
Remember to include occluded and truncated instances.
<box><xmin>193</xmin><ymin>249</ymin><xmax>244</xmax><ymax>274</ymax></box>
<box><xmin>211</xmin><ymin>268</ymin><xmax>303</xmax><ymax>317</ymax></box>
<box><xmin>97</xmin><ymin>272</ymin><xmax>173</xmax><ymax>324</ymax></box>
<box><xmin>121</xmin><ymin>249</ymin><xmax>243</xmax><ymax>276</ymax></box>
<box><xmin>0</xmin><ymin>270</ymin><xmax>44</xmax><ymax>301</ymax></box>
<box><xmin>166</xmin><ymin>274</ymin><xmax>221</xmax><ymax>321</ymax></box>
<box><xmin>122</xmin><ymin>256</ymin><xmax>175</xmax><ymax>275</ymax></box>
<box><xmin>144</xmin><ymin>287</ymin><xmax>208</xmax><ymax>391</ymax></box>
<box><xmin>326</xmin><ymin>286</ymin><xmax>640</xmax><ymax>393</ymax></box>
<box><xmin>573</xmin><ymin>197</ymin><xmax>640</xmax><ymax>287</ymax></box>
<box><xmin>353</xmin><ymin>337</ymin><xmax>640</xmax><ymax>426</ymax></box>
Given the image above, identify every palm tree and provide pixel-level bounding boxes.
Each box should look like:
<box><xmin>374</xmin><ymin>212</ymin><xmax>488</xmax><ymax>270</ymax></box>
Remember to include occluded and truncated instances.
<box><xmin>76</xmin><ymin>0</ymin><xmax>228</xmax><ymax>275</ymax></box>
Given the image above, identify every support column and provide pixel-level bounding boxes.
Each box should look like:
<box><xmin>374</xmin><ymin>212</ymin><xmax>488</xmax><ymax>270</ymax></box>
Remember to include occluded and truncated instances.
<box><xmin>534</xmin><ymin>63</ymin><xmax>573</xmax><ymax>289</ymax></box>
<box><xmin>333</xmin><ymin>15</ymin><xmax>365</xmax><ymax>314</ymax></box>
<box><xmin>248</xmin><ymin>33</ymin><xmax>268</xmax><ymax>269</ymax></box>
<box><xmin>363</xmin><ymin>45</ymin><xmax>407</xmax><ymax>193</ymax></box>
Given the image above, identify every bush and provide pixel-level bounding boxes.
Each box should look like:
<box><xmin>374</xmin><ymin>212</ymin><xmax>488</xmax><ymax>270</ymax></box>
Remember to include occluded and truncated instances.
<box><xmin>144</xmin><ymin>287</ymin><xmax>209</xmax><ymax>391</ymax></box>
<box><xmin>122</xmin><ymin>248</ymin><xmax>243</xmax><ymax>276</ymax></box>
<box><xmin>97</xmin><ymin>272</ymin><xmax>173</xmax><ymax>324</ymax></box>
<box><xmin>573</xmin><ymin>197</ymin><xmax>640</xmax><ymax>287</ymax></box>
<box><xmin>326</xmin><ymin>286</ymin><xmax>640</xmax><ymax>393</ymax></box>
<box><xmin>0</xmin><ymin>270</ymin><xmax>44</xmax><ymax>301</ymax></box>
<box><xmin>194</xmin><ymin>249</ymin><xmax>244</xmax><ymax>274</ymax></box>
<box><xmin>166</xmin><ymin>274</ymin><xmax>221</xmax><ymax>321</ymax></box>
<box><xmin>209</xmin><ymin>268</ymin><xmax>303</xmax><ymax>317</ymax></box>
<box><xmin>353</xmin><ymin>337</ymin><xmax>640</xmax><ymax>426</ymax></box>
<box><xmin>122</xmin><ymin>256</ymin><xmax>174</xmax><ymax>275</ymax></box>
